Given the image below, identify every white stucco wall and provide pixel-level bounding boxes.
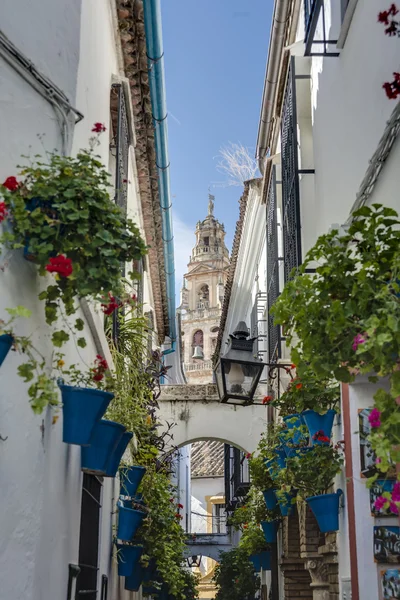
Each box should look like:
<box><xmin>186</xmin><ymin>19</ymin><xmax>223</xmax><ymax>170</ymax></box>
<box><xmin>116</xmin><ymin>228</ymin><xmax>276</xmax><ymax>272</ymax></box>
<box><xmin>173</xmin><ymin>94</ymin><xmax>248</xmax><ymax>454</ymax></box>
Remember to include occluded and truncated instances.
<box><xmin>0</xmin><ymin>1</ymin><xmax>154</xmax><ymax>598</ymax></box>
<box><xmin>170</xmin><ymin>445</ymin><xmax>191</xmax><ymax>532</ymax></box>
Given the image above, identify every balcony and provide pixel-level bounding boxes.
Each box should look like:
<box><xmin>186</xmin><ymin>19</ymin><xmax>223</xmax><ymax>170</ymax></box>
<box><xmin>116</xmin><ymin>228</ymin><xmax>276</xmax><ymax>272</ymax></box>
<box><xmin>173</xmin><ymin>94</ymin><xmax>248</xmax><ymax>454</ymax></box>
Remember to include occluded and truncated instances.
<box><xmin>181</xmin><ymin>307</ymin><xmax>220</xmax><ymax>321</ymax></box>
<box><xmin>184</xmin><ymin>361</ymin><xmax>213</xmax><ymax>372</ymax></box>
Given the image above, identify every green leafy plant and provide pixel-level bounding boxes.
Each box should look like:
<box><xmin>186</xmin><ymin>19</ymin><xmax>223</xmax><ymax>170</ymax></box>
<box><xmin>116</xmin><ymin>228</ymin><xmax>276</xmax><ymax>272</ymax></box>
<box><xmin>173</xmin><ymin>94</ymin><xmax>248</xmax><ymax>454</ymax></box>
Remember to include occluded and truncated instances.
<box><xmin>0</xmin><ymin>134</ymin><xmax>147</xmax><ymax>327</ymax></box>
<box><xmin>213</xmin><ymin>547</ymin><xmax>260</xmax><ymax>600</ymax></box>
<box><xmin>228</xmin><ymin>488</ymin><xmax>280</xmax><ymax>531</ymax></box>
<box><xmin>278</xmin><ymin>445</ymin><xmax>344</xmax><ymax>499</ymax></box>
<box><xmin>271</xmin><ymin>366</ymin><xmax>340</xmax><ymax>415</ymax></box>
<box><xmin>0</xmin><ymin>306</ymin><xmax>58</xmax><ymax>413</ymax></box>
<box><xmin>238</xmin><ymin>521</ymin><xmax>269</xmax><ymax>556</ymax></box>
<box><xmin>248</xmin><ymin>454</ymin><xmax>274</xmax><ymax>492</ymax></box>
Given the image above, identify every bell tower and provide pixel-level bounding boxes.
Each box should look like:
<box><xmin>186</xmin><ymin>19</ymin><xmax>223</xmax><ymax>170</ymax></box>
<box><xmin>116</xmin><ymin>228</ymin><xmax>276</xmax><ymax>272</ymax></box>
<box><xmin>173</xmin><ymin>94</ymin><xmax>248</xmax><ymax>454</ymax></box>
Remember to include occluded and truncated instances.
<box><xmin>179</xmin><ymin>194</ymin><xmax>230</xmax><ymax>384</ymax></box>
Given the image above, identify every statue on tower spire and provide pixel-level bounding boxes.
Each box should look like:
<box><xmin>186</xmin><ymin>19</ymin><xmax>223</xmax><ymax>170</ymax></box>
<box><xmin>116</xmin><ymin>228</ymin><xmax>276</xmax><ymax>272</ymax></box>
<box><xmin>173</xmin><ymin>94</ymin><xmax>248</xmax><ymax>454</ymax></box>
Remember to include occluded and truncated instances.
<box><xmin>208</xmin><ymin>189</ymin><xmax>215</xmax><ymax>216</ymax></box>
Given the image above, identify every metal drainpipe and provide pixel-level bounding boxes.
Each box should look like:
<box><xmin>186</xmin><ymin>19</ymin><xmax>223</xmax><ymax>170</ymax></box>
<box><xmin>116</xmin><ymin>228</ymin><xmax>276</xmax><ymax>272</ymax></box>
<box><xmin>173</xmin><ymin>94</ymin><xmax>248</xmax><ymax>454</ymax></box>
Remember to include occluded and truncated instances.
<box><xmin>256</xmin><ymin>0</ymin><xmax>291</xmax><ymax>174</ymax></box>
<box><xmin>143</xmin><ymin>0</ymin><xmax>176</xmax><ymax>354</ymax></box>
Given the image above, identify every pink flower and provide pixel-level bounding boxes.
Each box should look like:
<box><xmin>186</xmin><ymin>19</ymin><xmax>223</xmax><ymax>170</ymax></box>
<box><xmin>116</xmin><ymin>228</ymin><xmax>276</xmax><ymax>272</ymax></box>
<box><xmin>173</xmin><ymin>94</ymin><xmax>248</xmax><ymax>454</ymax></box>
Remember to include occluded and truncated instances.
<box><xmin>374</xmin><ymin>496</ymin><xmax>387</xmax><ymax>511</ymax></box>
<box><xmin>375</xmin><ymin>457</ymin><xmax>382</xmax><ymax>464</ymax></box>
<box><xmin>390</xmin><ymin>502</ymin><xmax>399</xmax><ymax>515</ymax></box>
<box><xmin>352</xmin><ymin>333</ymin><xmax>366</xmax><ymax>351</ymax></box>
<box><xmin>368</xmin><ymin>408</ymin><xmax>381</xmax><ymax>428</ymax></box>
<box><xmin>392</xmin><ymin>482</ymin><xmax>400</xmax><ymax>502</ymax></box>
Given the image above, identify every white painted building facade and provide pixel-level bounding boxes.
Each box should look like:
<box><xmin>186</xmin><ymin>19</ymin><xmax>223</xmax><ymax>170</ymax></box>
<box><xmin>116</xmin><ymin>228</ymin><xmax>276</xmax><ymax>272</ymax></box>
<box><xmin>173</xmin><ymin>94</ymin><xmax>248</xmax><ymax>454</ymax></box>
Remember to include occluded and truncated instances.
<box><xmin>0</xmin><ymin>2</ymin><xmax>172</xmax><ymax>599</ymax></box>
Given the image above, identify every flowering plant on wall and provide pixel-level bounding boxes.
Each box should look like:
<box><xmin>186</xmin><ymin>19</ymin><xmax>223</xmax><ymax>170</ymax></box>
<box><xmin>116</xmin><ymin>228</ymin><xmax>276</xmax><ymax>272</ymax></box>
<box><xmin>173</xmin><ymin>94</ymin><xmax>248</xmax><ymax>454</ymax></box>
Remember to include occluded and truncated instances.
<box><xmin>0</xmin><ymin>128</ymin><xmax>147</xmax><ymax>332</ymax></box>
<box><xmin>271</xmin><ymin>204</ymin><xmax>400</xmax><ymax>500</ymax></box>
<box><xmin>378</xmin><ymin>4</ymin><xmax>400</xmax><ymax>99</ymax></box>
<box><xmin>0</xmin><ymin>306</ymin><xmax>58</xmax><ymax>413</ymax></box>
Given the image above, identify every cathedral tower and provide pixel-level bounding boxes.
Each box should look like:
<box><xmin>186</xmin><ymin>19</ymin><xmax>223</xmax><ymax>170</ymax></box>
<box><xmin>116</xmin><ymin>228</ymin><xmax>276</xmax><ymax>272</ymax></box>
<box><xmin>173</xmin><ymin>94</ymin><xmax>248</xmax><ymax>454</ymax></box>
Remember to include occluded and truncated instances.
<box><xmin>179</xmin><ymin>194</ymin><xmax>230</xmax><ymax>384</ymax></box>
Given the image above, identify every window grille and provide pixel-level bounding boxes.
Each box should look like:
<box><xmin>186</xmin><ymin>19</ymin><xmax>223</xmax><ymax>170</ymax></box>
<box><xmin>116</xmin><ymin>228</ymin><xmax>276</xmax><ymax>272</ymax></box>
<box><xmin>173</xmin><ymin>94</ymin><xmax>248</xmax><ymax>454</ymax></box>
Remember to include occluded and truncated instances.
<box><xmin>266</xmin><ymin>167</ymin><xmax>281</xmax><ymax>363</ymax></box>
<box><xmin>110</xmin><ymin>83</ymin><xmax>130</xmax><ymax>213</ymax></box>
<box><xmin>304</xmin><ymin>0</ymin><xmax>340</xmax><ymax>56</ymax></box>
<box><xmin>75</xmin><ymin>474</ymin><xmax>102</xmax><ymax>599</ymax></box>
<box><xmin>281</xmin><ymin>58</ymin><xmax>302</xmax><ymax>283</ymax></box>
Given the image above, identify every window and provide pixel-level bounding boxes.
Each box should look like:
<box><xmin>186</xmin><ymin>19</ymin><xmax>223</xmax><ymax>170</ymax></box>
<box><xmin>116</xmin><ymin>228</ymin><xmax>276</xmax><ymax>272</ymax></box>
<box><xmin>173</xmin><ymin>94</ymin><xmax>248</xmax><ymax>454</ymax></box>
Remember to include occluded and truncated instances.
<box><xmin>192</xmin><ymin>330</ymin><xmax>203</xmax><ymax>349</ymax></box>
<box><xmin>304</xmin><ymin>0</ymin><xmax>341</xmax><ymax>57</ymax></box>
<box><xmin>110</xmin><ymin>83</ymin><xmax>130</xmax><ymax>213</ymax></box>
<box><xmin>266</xmin><ymin>167</ymin><xmax>281</xmax><ymax>363</ymax></box>
<box><xmin>199</xmin><ymin>285</ymin><xmax>209</xmax><ymax>301</ymax></box>
<box><xmin>212</xmin><ymin>504</ymin><xmax>227</xmax><ymax>534</ymax></box>
<box><xmin>75</xmin><ymin>474</ymin><xmax>102</xmax><ymax>599</ymax></box>
<box><xmin>211</xmin><ymin>326</ymin><xmax>219</xmax><ymax>333</ymax></box>
<box><xmin>281</xmin><ymin>58</ymin><xmax>302</xmax><ymax>284</ymax></box>
<box><xmin>203</xmin><ymin>237</ymin><xmax>209</xmax><ymax>246</ymax></box>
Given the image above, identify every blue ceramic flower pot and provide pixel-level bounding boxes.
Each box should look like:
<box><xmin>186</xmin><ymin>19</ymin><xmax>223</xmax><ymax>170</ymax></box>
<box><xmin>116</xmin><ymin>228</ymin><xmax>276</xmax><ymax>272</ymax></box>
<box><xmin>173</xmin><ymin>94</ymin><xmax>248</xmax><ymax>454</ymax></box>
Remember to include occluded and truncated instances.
<box><xmin>117</xmin><ymin>505</ymin><xmax>146</xmax><ymax>541</ymax></box>
<box><xmin>249</xmin><ymin>551</ymin><xmax>271</xmax><ymax>572</ymax></box>
<box><xmin>306</xmin><ymin>489</ymin><xmax>343</xmax><ymax>533</ymax></box>
<box><xmin>0</xmin><ymin>334</ymin><xmax>13</xmax><ymax>367</ymax></box>
<box><xmin>261</xmin><ymin>520</ymin><xmax>278</xmax><ymax>543</ymax></box>
<box><xmin>277</xmin><ymin>491</ymin><xmax>295</xmax><ymax>517</ymax></box>
<box><xmin>283</xmin><ymin>445</ymin><xmax>313</xmax><ymax>459</ymax></box>
<box><xmin>265</xmin><ymin>447</ymin><xmax>287</xmax><ymax>480</ymax></box>
<box><xmin>302</xmin><ymin>409</ymin><xmax>336</xmax><ymax>446</ymax></box>
<box><xmin>105</xmin><ymin>431</ymin><xmax>133</xmax><ymax>477</ymax></box>
<box><xmin>120</xmin><ymin>465</ymin><xmax>147</xmax><ymax>497</ymax></box>
<box><xmin>60</xmin><ymin>385</ymin><xmax>114</xmax><ymax>446</ymax></box>
<box><xmin>263</xmin><ymin>488</ymin><xmax>278</xmax><ymax>510</ymax></box>
<box><xmin>117</xmin><ymin>544</ymin><xmax>143</xmax><ymax>577</ymax></box>
<box><xmin>125</xmin><ymin>562</ymin><xmax>145</xmax><ymax>591</ymax></box>
<box><xmin>81</xmin><ymin>420</ymin><xmax>126</xmax><ymax>474</ymax></box>
<box><xmin>282</xmin><ymin>414</ymin><xmax>308</xmax><ymax>446</ymax></box>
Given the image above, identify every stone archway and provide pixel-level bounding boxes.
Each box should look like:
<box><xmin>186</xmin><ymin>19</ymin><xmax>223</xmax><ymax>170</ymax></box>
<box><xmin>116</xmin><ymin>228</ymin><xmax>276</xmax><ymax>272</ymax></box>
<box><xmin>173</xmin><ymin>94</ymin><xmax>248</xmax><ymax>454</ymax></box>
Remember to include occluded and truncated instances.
<box><xmin>157</xmin><ymin>384</ymin><xmax>267</xmax><ymax>453</ymax></box>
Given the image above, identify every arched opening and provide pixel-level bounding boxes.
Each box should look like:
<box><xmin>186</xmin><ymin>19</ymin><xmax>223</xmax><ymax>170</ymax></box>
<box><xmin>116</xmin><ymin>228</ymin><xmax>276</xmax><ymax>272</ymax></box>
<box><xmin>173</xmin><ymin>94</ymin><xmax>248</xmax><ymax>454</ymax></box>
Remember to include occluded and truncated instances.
<box><xmin>192</xmin><ymin>329</ymin><xmax>204</xmax><ymax>358</ymax></box>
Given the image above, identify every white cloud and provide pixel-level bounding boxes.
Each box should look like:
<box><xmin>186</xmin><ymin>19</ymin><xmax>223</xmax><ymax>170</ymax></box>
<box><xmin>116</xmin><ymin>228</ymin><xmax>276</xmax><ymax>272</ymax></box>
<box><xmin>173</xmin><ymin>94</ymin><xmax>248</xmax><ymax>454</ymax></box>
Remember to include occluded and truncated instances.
<box><xmin>172</xmin><ymin>213</ymin><xmax>194</xmax><ymax>300</ymax></box>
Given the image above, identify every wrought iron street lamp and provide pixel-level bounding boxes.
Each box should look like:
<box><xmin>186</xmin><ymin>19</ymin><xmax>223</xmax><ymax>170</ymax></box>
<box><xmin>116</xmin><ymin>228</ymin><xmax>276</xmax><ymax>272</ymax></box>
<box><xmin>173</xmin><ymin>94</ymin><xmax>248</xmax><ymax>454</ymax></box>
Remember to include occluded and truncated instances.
<box><xmin>214</xmin><ymin>321</ymin><xmax>264</xmax><ymax>405</ymax></box>
<box><xmin>186</xmin><ymin>555</ymin><xmax>202</xmax><ymax>568</ymax></box>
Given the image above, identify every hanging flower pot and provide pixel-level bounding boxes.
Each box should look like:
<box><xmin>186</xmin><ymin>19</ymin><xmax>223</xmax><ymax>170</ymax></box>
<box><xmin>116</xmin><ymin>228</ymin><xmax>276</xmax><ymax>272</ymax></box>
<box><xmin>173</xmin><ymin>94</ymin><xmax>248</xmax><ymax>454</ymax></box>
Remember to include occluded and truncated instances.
<box><xmin>302</xmin><ymin>409</ymin><xmax>336</xmax><ymax>446</ymax></box>
<box><xmin>105</xmin><ymin>432</ymin><xmax>133</xmax><ymax>478</ymax></box>
<box><xmin>262</xmin><ymin>488</ymin><xmax>278</xmax><ymax>510</ymax></box>
<box><xmin>116</xmin><ymin>543</ymin><xmax>143</xmax><ymax>577</ymax></box>
<box><xmin>306</xmin><ymin>489</ymin><xmax>343</xmax><ymax>533</ymax></box>
<box><xmin>125</xmin><ymin>561</ymin><xmax>145</xmax><ymax>591</ymax></box>
<box><xmin>277</xmin><ymin>491</ymin><xmax>295</xmax><ymax>517</ymax></box>
<box><xmin>117</xmin><ymin>504</ymin><xmax>146</xmax><ymax>541</ymax></box>
<box><xmin>59</xmin><ymin>384</ymin><xmax>113</xmax><ymax>446</ymax></box>
<box><xmin>249</xmin><ymin>550</ymin><xmax>271</xmax><ymax>572</ymax></box>
<box><xmin>282</xmin><ymin>414</ymin><xmax>308</xmax><ymax>446</ymax></box>
<box><xmin>261</xmin><ymin>520</ymin><xmax>278</xmax><ymax>543</ymax></box>
<box><xmin>265</xmin><ymin>446</ymin><xmax>287</xmax><ymax>480</ymax></box>
<box><xmin>0</xmin><ymin>334</ymin><xmax>13</xmax><ymax>367</ymax></box>
<box><xmin>120</xmin><ymin>465</ymin><xmax>147</xmax><ymax>497</ymax></box>
<box><xmin>81</xmin><ymin>420</ymin><xmax>126</xmax><ymax>474</ymax></box>
<box><xmin>283</xmin><ymin>445</ymin><xmax>313</xmax><ymax>459</ymax></box>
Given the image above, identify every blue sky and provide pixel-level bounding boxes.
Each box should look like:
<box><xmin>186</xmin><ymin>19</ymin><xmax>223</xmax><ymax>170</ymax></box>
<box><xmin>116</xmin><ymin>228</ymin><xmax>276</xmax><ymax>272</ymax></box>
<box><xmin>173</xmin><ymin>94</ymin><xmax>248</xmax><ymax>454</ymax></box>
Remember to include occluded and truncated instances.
<box><xmin>161</xmin><ymin>0</ymin><xmax>273</xmax><ymax>294</ymax></box>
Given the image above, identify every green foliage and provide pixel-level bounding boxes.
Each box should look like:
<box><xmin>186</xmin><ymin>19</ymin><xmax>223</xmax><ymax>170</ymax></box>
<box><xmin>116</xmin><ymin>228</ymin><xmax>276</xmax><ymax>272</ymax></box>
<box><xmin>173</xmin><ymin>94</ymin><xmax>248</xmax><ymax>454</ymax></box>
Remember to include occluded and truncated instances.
<box><xmin>248</xmin><ymin>454</ymin><xmax>274</xmax><ymax>492</ymax></box>
<box><xmin>276</xmin><ymin>445</ymin><xmax>344</xmax><ymax>499</ymax></box>
<box><xmin>0</xmin><ymin>148</ymin><xmax>147</xmax><ymax>325</ymax></box>
<box><xmin>0</xmin><ymin>307</ymin><xmax>58</xmax><ymax>413</ymax></box>
<box><xmin>213</xmin><ymin>547</ymin><xmax>260</xmax><ymax>600</ymax></box>
<box><xmin>271</xmin><ymin>204</ymin><xmax>400</xmax><ymax>382</ymax></box>
<box><xmin>271</xmin><ymin>365</ymin><xmax>340</xmax><ymax>415</ymax></box>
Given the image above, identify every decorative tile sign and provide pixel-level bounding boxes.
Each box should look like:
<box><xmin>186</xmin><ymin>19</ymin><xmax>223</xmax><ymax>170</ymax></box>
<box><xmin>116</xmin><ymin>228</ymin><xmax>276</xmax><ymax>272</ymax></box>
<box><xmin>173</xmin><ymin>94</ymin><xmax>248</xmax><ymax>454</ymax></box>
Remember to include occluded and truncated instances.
<box><xmin>370</xmin><ymin>480</ymin><xmax>397</xmax><ymax>517</ymax></box>
<box><xmin>379</xmin><ymin>568</ymin><xmax>399</xmax><ymax>600</ymax></box>
<box><xmin>359</xmin><ymin>408</ymin><xmax>377</xmax><ymax>477</ymax></box>
<box><xmin>374</xmin><ymin>526</ymin><xmax>400</xmax><ymax>564</ymax></box>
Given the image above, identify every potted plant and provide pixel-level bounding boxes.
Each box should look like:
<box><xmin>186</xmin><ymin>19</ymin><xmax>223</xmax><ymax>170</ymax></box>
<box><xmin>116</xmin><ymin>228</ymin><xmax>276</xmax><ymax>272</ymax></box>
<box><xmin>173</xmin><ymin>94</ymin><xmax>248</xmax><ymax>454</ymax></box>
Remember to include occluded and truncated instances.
<box><xmin>271</xmin><ymin>204</ymin><xmax>400</xmax><ymax>482</ymax></box>
<box><xmin>116</xmin><ymin>543</ymin><xmax>144</xmax><ymax>577</ymax></box>
<box><xmin>105</xmin><ymin>431</ymin><xmax>134</xmax><ymax>478</ymax></box>
<box><xmin>81</xmin><ymin>419</ymin><xmax>126</xmax><ymax>475</ymax></box>
<box><xmin>248</xmin><ymin>454</ymin><xmax>278</xmax><ymax>510</ymax></box>
<box><xmin>120</xmin><ymin>465</ymin><xmax>147</xmax><ymax>498</ymax></box>
<box><xmin>0</xmin><ymin>130</ymin><xmax>147</xmax><ymax>327</ymax></box>
<box><xmin>56</xmin><ymin>355</ymin><xmax>115</xmax><ymax>445</ymax></box>
<box><xmin>117</xmin><ymin>497</ymin><xmax>147</xmax><ymax>541</ymax></box>
<box><xmin>284</xmin><ymin>444</ymin><xmax>344</xmax><ymax>531</ymax></box>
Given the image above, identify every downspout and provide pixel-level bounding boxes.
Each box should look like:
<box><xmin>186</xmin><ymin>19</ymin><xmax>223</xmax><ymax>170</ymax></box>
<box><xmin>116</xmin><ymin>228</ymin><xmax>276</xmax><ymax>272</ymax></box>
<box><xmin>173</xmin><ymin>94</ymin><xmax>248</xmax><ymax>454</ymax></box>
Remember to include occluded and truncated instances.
<box><xmin>256</xmin><ymin>0</ymin><xmax>291</xmax><ymax>174</ymax></box>
<box><xmin>143</xmin><ymin>0</ymin><xmax>176</xmax><ymax>355</ymax></box>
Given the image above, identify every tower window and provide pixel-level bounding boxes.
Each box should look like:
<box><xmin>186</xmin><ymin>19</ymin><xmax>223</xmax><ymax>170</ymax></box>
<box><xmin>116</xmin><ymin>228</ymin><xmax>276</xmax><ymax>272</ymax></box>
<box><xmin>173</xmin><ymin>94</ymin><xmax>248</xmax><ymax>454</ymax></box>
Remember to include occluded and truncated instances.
<box><xmin>203</xmin><ymin>237</ymin><xmax>209</xmax><ymax>246</ymax></box>
<box><xmin>199</xmin><ymin>285</ymin><xmax>209</xmax><ymax>302</ymax></box>
<box><xmin>192</xmin><ymin>330</ymin><xmax>204</xmax><ymax>349</ymax></box>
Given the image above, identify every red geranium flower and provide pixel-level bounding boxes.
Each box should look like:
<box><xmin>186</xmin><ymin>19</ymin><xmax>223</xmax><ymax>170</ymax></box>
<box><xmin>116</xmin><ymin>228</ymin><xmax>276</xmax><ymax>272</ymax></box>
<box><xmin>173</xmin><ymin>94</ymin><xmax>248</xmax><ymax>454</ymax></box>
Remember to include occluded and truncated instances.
<box><xmin>312</xmin><ymin>430</ymin><xmax>330</xmax><ymax>443</ymax></box>
<box><xmin>92</xmin><ymin>122</ymin><xmax>106</xmax><ymax>133</ymax></box>
<box><xmin>92</xmin><ymin>373</ymin><xmax>104</xmax><ymax>382</ymax></box>
<box><xmin>177</xmin><ymin>503</ymin><xmax>184</xmax><ymax>509</ymax></box>
<box><xmin>383</xmin><ymin>73</ymin><xmax>400</xmax><ymax>100</ymax></box>
<box><xmin>175</xmin><ymin>513</ymin><xmax>183</xmax><ymax>520</ymax></box>
<box><xmin>2</xmin><ymin>176</ymin><xmax>18</xmax><ymax>191</ymax></box>
<box><xmin>296</xmin><ymin>383</ymin><xmax>303</xmax><ymax>389</ymax></box>
<box><xmin>95</xmin><ymin>355</ymin><xmax>108</xmax><ymax>370</ymax></box>
<box><xmin>245</xmin><ymin>453</ymin><xmax>252</xmax><ymax>460</ymax></box>
<box><xmin>169</xmin><ymin>498</ymin><xmax>175</xmax><ymax>503</ymax></box>
<box><xmin>262</xmin><ymin>395</ymin><xmax>273</xmax><ymax>405</ymax></box>
<box><xmin>0</xmin><ymin>202</ymin><xmax>7</xmax><ymax>223</ymax></box>
<box><xmin>101</xmin><ymin>292</ymin><xmax>120</xmax><ymax>315</ymax></box>
<box><xmin>45</xmin><ymin>255</ymin><xmax>73</xmax><ymax>277</ymax></box>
